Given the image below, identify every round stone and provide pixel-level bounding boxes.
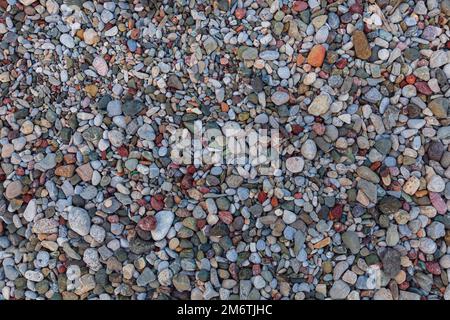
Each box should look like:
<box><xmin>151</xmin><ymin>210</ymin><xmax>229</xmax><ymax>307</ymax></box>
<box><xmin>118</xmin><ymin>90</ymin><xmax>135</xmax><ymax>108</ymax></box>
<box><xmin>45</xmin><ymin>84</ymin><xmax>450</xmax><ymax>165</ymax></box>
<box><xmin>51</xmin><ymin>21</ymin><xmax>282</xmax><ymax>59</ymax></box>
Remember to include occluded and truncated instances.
<box><xmin>286</xmin><ymin>157</ymin><xmax>305</xmax><ymax>173</ymax></box>
<box><xmin>68</xmin><ymin>207</ymin><xmax>91</xmax><ymax>236</ymax></box>
<box><xmin>301</xmin><ymin>139</ymin><xmax>317</xmax><ymax>160</ymax></box>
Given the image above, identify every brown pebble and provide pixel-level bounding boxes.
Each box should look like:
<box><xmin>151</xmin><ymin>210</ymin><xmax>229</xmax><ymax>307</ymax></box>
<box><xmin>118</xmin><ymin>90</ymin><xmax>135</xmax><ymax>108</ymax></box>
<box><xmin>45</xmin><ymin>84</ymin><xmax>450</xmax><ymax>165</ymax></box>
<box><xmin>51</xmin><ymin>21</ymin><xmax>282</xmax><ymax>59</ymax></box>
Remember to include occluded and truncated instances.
<box><xmin>352</xmin><ymin>30</ymin><xmax>371</xmax><ymax>60</ymax></box>
<box><xmin>55</xmin><ymin>165</ymin><xmax>75</xmax><ymax>177</ymax></box>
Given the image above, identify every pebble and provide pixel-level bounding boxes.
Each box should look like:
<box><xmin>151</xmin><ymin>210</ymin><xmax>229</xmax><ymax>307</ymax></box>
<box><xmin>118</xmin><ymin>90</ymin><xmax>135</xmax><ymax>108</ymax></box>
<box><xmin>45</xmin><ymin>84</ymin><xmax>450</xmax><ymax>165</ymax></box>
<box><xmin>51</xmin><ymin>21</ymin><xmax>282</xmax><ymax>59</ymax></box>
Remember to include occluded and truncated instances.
<box><xmin>92</xmin><ymin>56</ymin><xmax>108</xmax><ymax>76</ymax></box>
<box><xmin>308</xmin><ymin>94</ymin><xmax>330</xmax><ymax>116</ymax></box>
<box><xmin>300</xmin><ymin>140</ymin><xmax>317</xmax><ymax>160</ymax></box>
<box><xmin>68</xmin><ymin>207</ymin><xmax>91</xmax><ymax>237</ymax></box>
<box><xmin>286</xmin><ymin>157</ymin><xmax>305</xmax><ymax>173</ymax></box>
<box><xmin>5</xmin><ymin>181</ymin><xmax>22</xmax><ymax>199</ymax></box>
<box><xmin>307</xmin><ymin>45</ymin><xmax>326</xmax><ymax>67</ymax></box>
<box><xmin>23</xmin><ymin>199</ymin><xmax>37</xmax><ymax>222</ymax></box>
<box><xmin>329</xmin><ymin>280</ymin><xmax>350</xmax><ymax>299</ymax></box>
<box><xmin>0</xmin><ymin>0</ymin><xmax>449</xmax><ymax>302</ymax></box>
<box><xmin>352</xmin><ymin>30</ymin><xmax>371</xmax><ymax>60</ymax></box>
<box><xmin>151</xmin><ymin>211</ymin><xmax>174</xmax><ymax>241</ymax></box>
<box><xmin>60</xmin><ymin>34</ymin><xmax>75</xmax><ymax>48</ymax></box>
<box><xmin>341</xmin><ymin>231</ymin><xmax>360</xmax><ymax>255</ymax></box>
<box><xmin>271</xmin><ymin>91</ymin><xmax>290</xmax><ymax>106</ymax></box>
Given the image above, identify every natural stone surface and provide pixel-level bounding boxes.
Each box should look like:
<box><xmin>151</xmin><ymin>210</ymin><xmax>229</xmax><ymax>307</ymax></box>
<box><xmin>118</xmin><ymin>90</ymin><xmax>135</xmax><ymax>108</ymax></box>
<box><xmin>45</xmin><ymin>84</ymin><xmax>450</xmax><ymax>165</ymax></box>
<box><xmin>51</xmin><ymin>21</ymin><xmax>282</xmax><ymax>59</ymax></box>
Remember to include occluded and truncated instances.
<box><xmin>68</xmin><ymin>207</ymin><xmax>91</xmax><ymax>237</ymax></box>
<box><xmin>1</xmin><ymin>0</ymin><xmax>449</xmax><ymax>302</ymax></box>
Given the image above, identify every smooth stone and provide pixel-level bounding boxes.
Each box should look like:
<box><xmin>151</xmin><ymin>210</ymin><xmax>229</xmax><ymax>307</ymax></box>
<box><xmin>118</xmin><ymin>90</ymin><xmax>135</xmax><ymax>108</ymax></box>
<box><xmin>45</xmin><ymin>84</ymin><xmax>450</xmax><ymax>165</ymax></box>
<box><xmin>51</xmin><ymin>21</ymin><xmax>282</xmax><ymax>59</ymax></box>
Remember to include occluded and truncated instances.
<box><xmin>419</xmin><ymin>237</ymin><xmax>437</xmax><ymax>254</ymax></box>
<box><xmin>352</xmin><ymin>30</ymin><xmax>371</xmax><ymax>60</ymax></box>
<box><xmin>308</xmin><ymin>94</ymin><xmax>330</xmax><ymax>116</ymax></box>
<box><xmin>5</xmin><ymin>180</ymin><xmax>22</xmax><ymax>199</ymax></box>
<box><xmin>286</xmin><ymin>157</ymin><xmax>305</xmax><ymax>173</ymax></box>
<box><xmin>271</xmin><ymin>91</ymin><xmax>290</xmax><ymax>106</ymax></box>
<box><xmin>329</xmin><ymin>280</ymin><xmax>350</xmax><ymax>299</ymax></box>
<box><xmin>341</xmin><ymin>231</ymin><xmax>360</xmax><ymax>254</ymax></box>
<box><xmin>60</xmin><ymin>33</ymin><xmax>75</xmax><ymax>48</ymax></box>
<box><xmin>427</xmin><ymin>175</ymin><xmax>445</xmax><ymax>192</ymax></box>
<box><xmin>68</xmin><ymin>207</ymin><xmax>91</xmax><ymax>236</ymax></box>
<box><xmin>151</xmin><ymin>210</ymin><xmax>175</xmax><ymax>241</ymax></box>
<box><xmin>23</xmin><ymin>199</ymin><xmax>37</xmax><ymax>222</ymax></box>
<box><xmin>301</xmin><ymin>139</ymin><xmax>317</xmax><ymax>160</ymax></box>
<box><xmin>380</xmin><ymin>248</ymin><xmax>401</xmax><ymax>278</ymax></box>
<box><xmin>259</xmin><ymin>50</ymin><xmax>280</xmax><ymax>61</ymax></box>
<box><xmin>122</xmin><ymin>100</ymin><xmax>144</xmax><ymax>116</ymax></box>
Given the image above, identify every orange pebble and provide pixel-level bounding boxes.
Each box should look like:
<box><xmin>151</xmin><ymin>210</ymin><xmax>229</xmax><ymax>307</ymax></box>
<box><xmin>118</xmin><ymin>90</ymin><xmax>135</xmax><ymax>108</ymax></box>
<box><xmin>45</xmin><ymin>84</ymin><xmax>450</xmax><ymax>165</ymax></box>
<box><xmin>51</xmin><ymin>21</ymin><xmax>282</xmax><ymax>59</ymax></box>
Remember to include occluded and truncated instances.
<box><xmin>235</xmin><ymin>25</ymin><xmax>244</xmax><ymax>32</ymax></box>
<box><xmin>406</xmin><ymin>74</ymin><xmax>416</xmax><ymax>84</ymax></box>
<box><xmin>221</xmin><ymin>102</ymin><xmax>229</xmax><ymax>112</ymax></box>
<box><xmin>130</xmin><ymin>28</ymin><xmax>140</xmax><ymax>40</ymax></box>
<box><xmin>415</xmin><ymin>190</ymin><xmax>428</xmax><ymax>198</ymax></box>
<box><xmin>296</xmin><ymin>54</ymin><xmax>305</xmax><ymax>65</ymax></box>
<box><xmin>271</xmin><ymin>197</ymin><xmax>279</xmax><ymax>207</ymax></box>
<box><xmin>76</xmin><ymin>29</ymin><xmax>84</xmax><ymax>40</ymax></box>
<box><xmin>307</xmin><ymin>44</ymin><xmax>326</xmax><ymax>67</ymax></box>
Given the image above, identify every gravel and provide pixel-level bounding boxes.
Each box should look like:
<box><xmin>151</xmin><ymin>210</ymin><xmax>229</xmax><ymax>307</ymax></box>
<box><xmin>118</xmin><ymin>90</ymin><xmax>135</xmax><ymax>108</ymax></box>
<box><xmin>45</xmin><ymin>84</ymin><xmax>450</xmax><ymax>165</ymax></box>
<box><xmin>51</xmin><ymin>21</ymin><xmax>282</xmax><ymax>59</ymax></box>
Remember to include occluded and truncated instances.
<box><xmin>0</xmin><ymin>0</ymin><xmax>450</xmax><ymax>302</ymax></box>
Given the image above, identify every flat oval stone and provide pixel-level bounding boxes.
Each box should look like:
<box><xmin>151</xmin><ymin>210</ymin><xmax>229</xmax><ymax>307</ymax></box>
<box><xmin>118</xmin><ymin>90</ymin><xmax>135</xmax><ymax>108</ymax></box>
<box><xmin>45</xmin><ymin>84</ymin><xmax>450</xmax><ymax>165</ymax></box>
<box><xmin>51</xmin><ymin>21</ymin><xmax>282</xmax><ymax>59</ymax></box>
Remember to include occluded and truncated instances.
<box><xmin>271</xmin><ymin>91</ymin><xmax>290</xmax><ymax>106</ymax></box>
<box><xmin>151</xmin><ymin>210</ymin><xmax>175</xmax><ymax>241</ymax></box>
<box><xmin>68</xmin><ymin>207</ymin><xmax>91</xmax><ymax>236</ymax></box>
<box><xmin>286</xmin><ymin>157</ymin><xmax>305</xmax><ymax>173</ymax></box>
<box><xmin>123</xmin><ymin>100</ymin><xmax>144</xmax><ymax>116</ymax></box>
<box><xmin>352</xmin><ymin>30</ymin><xmax>371</xmax><ymax>60</ymax></box>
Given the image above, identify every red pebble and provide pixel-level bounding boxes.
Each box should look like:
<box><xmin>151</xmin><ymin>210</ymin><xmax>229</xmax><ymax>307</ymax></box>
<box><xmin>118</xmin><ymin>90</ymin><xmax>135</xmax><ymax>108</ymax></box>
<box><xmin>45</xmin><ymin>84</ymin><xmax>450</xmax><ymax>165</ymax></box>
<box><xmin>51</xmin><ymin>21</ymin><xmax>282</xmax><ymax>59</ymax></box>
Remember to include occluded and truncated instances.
<box><xmin>150</xmin><ymin>194</ymin><xmax>164</xmax><ymax>210</ymax></box>
<box><xmin>415</xmin><ymin>82</ymin><xmax>433</xmax><ymax>95</ymax></box>
<box><xmin>350</xmin><ymin>2</ymin><xmax>363</xmax><ymax>14</ymax></box>
<box><xmin>399</xmin><ymin>281</ymin><xmax>409</xmax><ymax>290</ymax></box>
<box><xmin>408</xmin><ymin>250</ymin><xmax>417</xmax><ymax>260</ymax></box>
<box><xmin>117</xmin><ymin>145</ymin><xmax>129</xmax><ymax>157</ymax></box>
<box><xmin>418</xmin><ymin>252</ymin><xmax>426</xmax><ymax>261</ymax></box>
<box><xmin>196</xmin><ymin>219</ymin><xmax>206</xmax><ymax>230</ymax></box>
<box><xmin>107</xmin><ymin>215</ymin><xmax>119</xmax><ymax>224</ymax></box>
<box><xmin>291</xmin><ymin>124</ymin><xmax>304</xmax><ymax>135</ymax></box>
<box><xmin>218</xmin><ymin>211</ymin><xmax>233</xmax><ymax>224</ymax></box>
<box><xmin>57</xmin><ymin>264</ymin><xmax>66</xmax><ymax>274</ymax></box>
<box><xmin>425</xmin><ymin>261</ymin><xmax>441</xmax><ymax>275</ymax></box>
<box><xmin>257</xmin><ymin>191</ymin><xmax>267</xmax><ymax>203</ymax></box>
<box><xmin>329</xmin><ymin>204</ymin><xmax>343</xmax><ymax>220</ymax></box>
<box><xmin>22</xmin><ymin>194</ymin><xmax>32</xmax><ymax>204</ymax></box>
<box><xmin>235</xmin><ymin>8</ymin><xmax>246</xmax><ymax>19</ymax></box>
<box><xmin>199</xmin><ymin>186</ymin><xmax>209</xmax><ymax>193</ymax></box>
<box><xmin>292</xmin><ymin>1</ymin><xmax>308</xmax><ymax>12</ymax></box>
<box><xmin>187</xmin><ymin>165</ymin><xmax>196</xmax><ymax>174</ymax></box>
<box><xmin>334</xmin><ymin>223</ymin><xmax>345</xmax><ymax>233</ymax></box>
<box><xmin>335</xmin><ymin>58</ymin><xmax>347</xmax><ymax>69</ymax></box>
<box><xmin>180</xmin><ymin>174</ymin><xmax>194</xmax><ymax>189</ymax></box>
<box><xmin>137</xmin><ymin>215</ymin><xmax>157</xmax><ymax>231</ymax></box>
<box><xmin>318</xmin><ymin>70</ymin><xmax>329</xmax><ymax>79</ymax></box>
<box><xmin>229</xmin><ymin>263</ymin><xmax>239</xmax><ymax>281</ymax></box>
<box><xmin>136</xmin><ymin>199</ymin><xmax>147</xmax><ymax>206</ymax></box>
<box><xmin>312</xmin><ymin>123</ymin><xmax>325</xmax><ymax>135</ymax></box>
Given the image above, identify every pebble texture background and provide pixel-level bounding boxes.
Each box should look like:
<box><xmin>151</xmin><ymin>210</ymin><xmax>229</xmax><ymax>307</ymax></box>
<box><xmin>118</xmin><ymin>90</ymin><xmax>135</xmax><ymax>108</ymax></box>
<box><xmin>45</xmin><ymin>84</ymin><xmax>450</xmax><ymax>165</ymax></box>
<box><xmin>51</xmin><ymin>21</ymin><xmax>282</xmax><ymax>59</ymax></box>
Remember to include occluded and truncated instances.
<box><xmin>1</xmin><ymin>0</ymin><xmax>450</xmax><ymax>300</ymax></box>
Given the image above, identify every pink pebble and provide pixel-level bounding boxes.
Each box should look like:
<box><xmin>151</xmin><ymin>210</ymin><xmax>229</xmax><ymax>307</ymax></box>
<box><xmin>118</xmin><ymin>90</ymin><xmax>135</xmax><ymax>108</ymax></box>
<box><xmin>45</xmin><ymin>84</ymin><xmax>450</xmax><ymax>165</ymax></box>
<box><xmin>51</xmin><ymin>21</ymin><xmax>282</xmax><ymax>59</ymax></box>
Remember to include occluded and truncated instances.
<box><xmin>429</xmin><ymin>192</ymin><xmax>447</xmax><ymax>215</ymax></box>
